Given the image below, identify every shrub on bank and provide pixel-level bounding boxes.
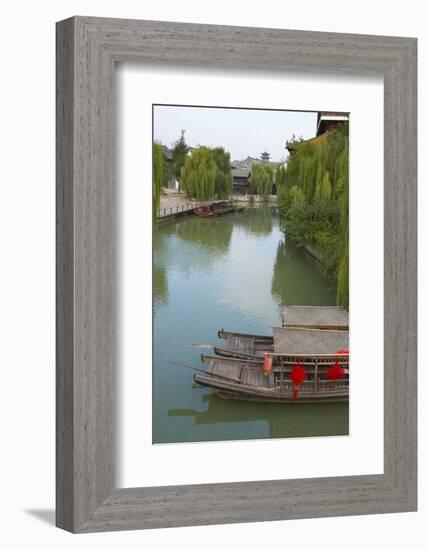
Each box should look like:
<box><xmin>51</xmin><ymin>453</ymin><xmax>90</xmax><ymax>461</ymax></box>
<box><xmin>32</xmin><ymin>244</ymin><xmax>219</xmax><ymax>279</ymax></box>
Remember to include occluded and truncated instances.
<box><xmin>277</xmin><ymin>123</ymin><xmax>349</xmax><ymax>307</ymax></box>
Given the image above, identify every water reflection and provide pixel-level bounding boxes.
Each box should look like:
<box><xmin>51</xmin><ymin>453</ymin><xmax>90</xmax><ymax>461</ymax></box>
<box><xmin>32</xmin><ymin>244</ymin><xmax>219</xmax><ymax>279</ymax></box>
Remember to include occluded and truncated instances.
<box><xmin>153</xmin><ymin>219</ymin><xmax>177</xmax><ymax>253</ymax></box>
<box><xmin>153</xmin><ymin>216</ymin><xmax>234</xmax><ymax>280</ymax></box>
<box><xmin>271</xmin><ymin>240</ymin><xmax>335</xmax><ymax>307</ymax></box>
<box><xmin>241</xmin><ymin>204</ymin><xmax>274</xmax><ymax>236</ymax></box>
<box><xmin>176</xmin><ymin>216</ymin><xmax>233</xmax><ymax>254</ymax></box>
<box><xmin>168</xmin><ymin>392</ymin><xmax>348</xmax><ymax>439</ymax></box>
<box><xmin>153</xmin><ymin>265</ymin><xmax>168</xmax><ymax>309</ymax></box>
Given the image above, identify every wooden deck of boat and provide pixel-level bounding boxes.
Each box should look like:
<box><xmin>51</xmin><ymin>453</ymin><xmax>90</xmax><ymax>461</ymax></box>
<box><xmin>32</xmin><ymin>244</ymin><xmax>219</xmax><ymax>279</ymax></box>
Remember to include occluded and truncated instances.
<box><xmin>204</xmin><ymin>355</ymin><xmax>242</xmax><ymax>381</ymax></box>
<box><xmin>240</xmin><ymin>365</ymin><xmax>272</xmax><ymax>388</ymax></box>
<box><xmin>272</xmin><ymin>326</ymin><xmax>349</xmax><ymax>355</ymax></box>
<box><xmin>224</xmin><ymin>333</ymin><xmax>255</xmax><ymax>353</ymax></box>
<box><xmin>203</xmin><ymin>355</ymin><xmax>272</xmax><ymax>388</ymax></box>
<box><xmin>281</xmin><ymin>305</ymin><xmax>349</xmax><ymax>330</ymax></box>
<box><xmin>219</xmin><ymin>332</ymin><xmax>272</xmax><ymax>353</ymax></box>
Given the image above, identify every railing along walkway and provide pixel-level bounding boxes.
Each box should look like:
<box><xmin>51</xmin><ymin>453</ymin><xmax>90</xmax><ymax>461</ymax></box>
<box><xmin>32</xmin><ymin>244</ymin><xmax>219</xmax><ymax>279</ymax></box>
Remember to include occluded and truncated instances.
<box><xmin>157</xmin><ymin>202</ymin><xmax>200</xmax><ymax>219</ymax></box>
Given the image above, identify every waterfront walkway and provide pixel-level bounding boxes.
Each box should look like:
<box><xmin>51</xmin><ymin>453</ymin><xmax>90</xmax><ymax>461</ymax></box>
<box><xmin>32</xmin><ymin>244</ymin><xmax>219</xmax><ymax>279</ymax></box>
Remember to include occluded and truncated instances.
<box><xmin>158</xmin><ymin>190</ymin><xmax>200</xmax><ymax>220</ymax></box>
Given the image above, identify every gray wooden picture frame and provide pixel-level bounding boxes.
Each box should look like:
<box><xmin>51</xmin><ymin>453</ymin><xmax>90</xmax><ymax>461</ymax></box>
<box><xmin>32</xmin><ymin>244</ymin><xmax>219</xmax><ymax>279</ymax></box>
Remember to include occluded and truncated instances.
<box><xmin>56</xmin><ymin>16</ymin><xmax>417</xmax><ymax>533</ymax></box>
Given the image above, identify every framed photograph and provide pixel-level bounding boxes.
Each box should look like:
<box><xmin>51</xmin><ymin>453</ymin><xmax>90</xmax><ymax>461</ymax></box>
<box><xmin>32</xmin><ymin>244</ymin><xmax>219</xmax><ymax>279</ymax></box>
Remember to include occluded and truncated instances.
<box><xmin>151</xmin><ymin>104</ymin><xmax>350</xmax><ymax>447</ymax></box>
<box><xmin>56</xmin><ymin>16</ymin><xmax>417</xmax><ymax>532</ymax></box>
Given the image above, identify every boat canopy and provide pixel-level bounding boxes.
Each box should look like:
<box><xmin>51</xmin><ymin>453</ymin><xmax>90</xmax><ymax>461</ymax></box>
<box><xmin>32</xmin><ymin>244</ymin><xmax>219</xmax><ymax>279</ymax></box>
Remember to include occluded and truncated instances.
<box><xmin>281</xmin><ymin>305</ymin><xmax>348</xmax><ymax>330</ymax></box>
<box><xmin>272</xmin><ymin>326</ymin><xmax>349</xmax><ymax>355</ymax></box>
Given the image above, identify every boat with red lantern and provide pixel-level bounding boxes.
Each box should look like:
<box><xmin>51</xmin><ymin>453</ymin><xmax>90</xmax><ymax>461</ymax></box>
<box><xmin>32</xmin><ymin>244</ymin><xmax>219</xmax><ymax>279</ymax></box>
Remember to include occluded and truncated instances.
<box><xmin>194</xmin><ymin>350</ymin><xmax>349</xmax><ymax>403</ymax></box>
<box><xmin>193</xmin><ymin>200</ymin><xmax>243</xmax><ymax>217</ymax></box>
<box><xmin>194</xmin><ymin>325</ymin><xmax>349</xmax><ymax>403</ymax></box>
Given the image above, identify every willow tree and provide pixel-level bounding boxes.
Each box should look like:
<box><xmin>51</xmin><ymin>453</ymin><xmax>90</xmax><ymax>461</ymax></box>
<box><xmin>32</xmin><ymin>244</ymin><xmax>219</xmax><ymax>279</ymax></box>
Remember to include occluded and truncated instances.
<box><xmin>315</xmin><ymin>170</ymin><xmax>332</xmax><ymax>205</ymax></box>
<box><xmin>212</xmin><ymin>147</ymin><xmax>233</xmax><ymax>198</ymax></box>
<box><xmin>336</xmin><ymin>226</ymin><xmax>349</xmax><ymax>308</ymax></box>
<box><xmin>180</xmin><ymin>146</ymin><xmax>232</xmax><ymax>201</ymax></box>
<box><xmin>275</xmin><ymin>165</ymin><xmax>287</xmax><ymax>190</ymax></box>
<box><xmin>336</xmin><ymin>157</ymin><xmax>349</xmax><ymax>307</ymax></box>
<box><xmin>250</xmin><ymin>163</ymin><xmax>274</xmax><ymax>199</ymax></box>
<box><xmin>180</xmin><ymin>147</ymin><xmax>217</xmax><ymax>200</ymax></box>
<box><xmin>153</xmin><ymin>142</ymin><xmax>167</xmax><ymax>219</ymax></box>
<box><xmin>278</xmin><ymin>122</ymin><xmax>349</xmax><ymax>306</ymax></box>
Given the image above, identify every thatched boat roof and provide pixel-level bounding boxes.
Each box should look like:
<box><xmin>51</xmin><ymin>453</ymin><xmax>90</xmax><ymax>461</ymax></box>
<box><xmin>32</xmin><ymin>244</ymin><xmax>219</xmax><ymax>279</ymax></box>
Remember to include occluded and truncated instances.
<box><xmin>281</xmin><ymin>305</ymin><xmax>349</xmax><ymax>329</ymax></box>
<box><xmin>273</xmin><ymin>326</ymin><xmax>349</xmax><ymax>355</ymax></box>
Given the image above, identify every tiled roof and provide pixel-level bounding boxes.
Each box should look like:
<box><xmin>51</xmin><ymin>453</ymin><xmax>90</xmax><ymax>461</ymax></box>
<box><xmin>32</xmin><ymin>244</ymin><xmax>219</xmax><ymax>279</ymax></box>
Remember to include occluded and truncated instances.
<box><xmin>232</xmin><ymin>168</ymin><xmax>250</xmax><ymax>178</ymax></box>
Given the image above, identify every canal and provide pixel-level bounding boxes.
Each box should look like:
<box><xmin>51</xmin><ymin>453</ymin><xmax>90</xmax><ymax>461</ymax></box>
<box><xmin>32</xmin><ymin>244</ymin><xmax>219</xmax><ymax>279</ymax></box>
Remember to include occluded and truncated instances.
<box><xmin>153</xmin><ymin>205</ymin><xmax>348</xmax><ymax>444</ymax></box>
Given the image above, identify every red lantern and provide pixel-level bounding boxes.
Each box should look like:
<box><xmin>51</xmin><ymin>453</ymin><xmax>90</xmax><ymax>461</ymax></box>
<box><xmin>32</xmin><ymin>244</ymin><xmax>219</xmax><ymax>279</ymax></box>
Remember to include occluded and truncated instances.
<box><xmin>290</xmin><ymin>362</ymin><xmax>307</xmax><ymax>400</ymax></box>
<box><xmin>263</xmin><ymin>354</ymin><xmax>272</xmax><ymax>376</ymax></box>
<box><xmin>325</xmin><ymin>360</ymin><xmax>345</xmax><ymax>381</ymax></box>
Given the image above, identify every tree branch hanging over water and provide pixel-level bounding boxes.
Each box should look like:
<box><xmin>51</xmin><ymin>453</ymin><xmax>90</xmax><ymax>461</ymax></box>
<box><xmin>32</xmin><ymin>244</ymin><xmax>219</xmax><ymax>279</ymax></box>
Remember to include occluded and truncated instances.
<box><xmin>249</xmin><ymin>163</ymin><xmax>274</xmax><ymax>200</ymax></box>
<box><xmin>277</xmin><ymin>122</ymin><xmax>349</xmax><ymax>307</ymax></box>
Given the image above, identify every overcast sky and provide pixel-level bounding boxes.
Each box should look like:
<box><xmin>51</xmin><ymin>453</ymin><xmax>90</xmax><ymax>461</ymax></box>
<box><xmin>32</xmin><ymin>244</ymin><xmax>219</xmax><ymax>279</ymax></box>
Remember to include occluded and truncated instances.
<box><xmin>153</xmin><ymin>105</ymin><xmax>317</xmax><ymax>162</ymax></box>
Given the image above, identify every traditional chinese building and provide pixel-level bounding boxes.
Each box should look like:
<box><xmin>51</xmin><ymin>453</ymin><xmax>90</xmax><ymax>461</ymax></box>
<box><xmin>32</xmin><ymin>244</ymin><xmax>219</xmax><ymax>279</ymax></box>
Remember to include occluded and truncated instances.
<box><xmin>231</xmin><ymin>167</ymin><xmax>252</xmax><ymax>195</ymax></box>
<box><xmin>316</xmin><ymin>111</ymin><xmax>349</xmax><ymax>136</ymax></box>
<box><xmin>286</xmin><ymin>111</ymin><xmax>349</xmax><ymax>156</ymax></box>
<box><xmin>230</xmin><ymin>152</ymin><xmax>284</xmax><ymax>195</ymax></box>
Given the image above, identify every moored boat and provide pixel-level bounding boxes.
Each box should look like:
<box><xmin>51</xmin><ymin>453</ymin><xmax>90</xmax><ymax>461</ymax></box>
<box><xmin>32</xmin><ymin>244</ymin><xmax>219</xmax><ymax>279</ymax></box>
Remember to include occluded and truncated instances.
<box><xmin>194</xmin><ymin>200</ymin><xmax>241</xmax><ymax>217</ymax></box>
<box><xmin>216</xmin><ymin>325</ymin><xmax>348</xmax><ymax>361</ymax></box>
<box><xmin>192</xmin><ymin>306</ymin><xmax>350</xmax><ymax>403</ymax></box>
<box><xmin>194</xmin><ymin>352</ymin><xmax>349</xmax><ymax>403</ymax></box>
<box><xmin>215</xmin><ymin>329</ymin><xmax>274</xmax><ymax>359</ymax></box>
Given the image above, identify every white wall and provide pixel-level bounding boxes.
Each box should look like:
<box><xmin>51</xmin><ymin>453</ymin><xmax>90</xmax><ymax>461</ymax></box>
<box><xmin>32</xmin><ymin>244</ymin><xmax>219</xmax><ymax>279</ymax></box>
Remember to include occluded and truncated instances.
<box><xmin>0</xmin><ymin>1</ymin><xmax>425</xmax><ymax>548</ymax></box>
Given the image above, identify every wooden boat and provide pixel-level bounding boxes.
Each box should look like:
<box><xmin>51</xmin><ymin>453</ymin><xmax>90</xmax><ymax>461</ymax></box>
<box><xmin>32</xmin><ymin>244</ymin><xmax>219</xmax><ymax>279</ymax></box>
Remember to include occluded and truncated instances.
<box><xmin>194</xmin><ymin>200</ymin><xmax>238</xmax><ymax>217</ymax></box>
<box><xmin>282</xmin><ymin>305</ymin><xmax>349</xmax><ymax>331</ymax></box>
<box><xmin>194</xmin><ymin>353</ymin><xmax>349</xmax><ymax>403</ymax></box>
<box><xmin>216</xmin><ymin>326</ymin><xmax>348</xmax><ymax>361</ymax></box>
<box><xmin>215</xmin><ymin>329</ymin><xmax>273</xmax><ymax>359</ymax></box>
<box><xmin>192</xmin><ymin>306</ymin><xmax>350</xmax><ymax>403</ymax></box>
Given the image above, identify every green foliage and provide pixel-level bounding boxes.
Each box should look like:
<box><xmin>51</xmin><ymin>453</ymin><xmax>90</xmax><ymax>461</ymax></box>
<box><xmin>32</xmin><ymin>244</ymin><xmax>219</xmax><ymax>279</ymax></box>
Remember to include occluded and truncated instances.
<box><xmin>172</xmin><ymin>130</ymin><xmax>189</xmax><ymax>180</ymax></box>
<box><xmin>336</xmin><ymin>158</ymin><xmax>349</xmax><ymax>308</ymax></box>
<box><xmin>180</xmin><ymin>147</ymin><xmax>217</xmax><ymax>200</ymax></box>
<box><xmin>336</xmin><ymin>227</ymin><xmax>349</xmax><ymax>308</ymax></box>
<box><xmin>180</xmin><ymin>146</ymin><xmax>232</xmax><ymax>201</ymax></box>
<box><xmin>278</xmin><ymin>123</ymin><xmax>349</xmax><ymax>306</ymax></box>
<box><xmin>250</xmin><ymin>163</ymin><xmax>274</xmax><ymax>199</ymax></box>
<box><xmin>275</xmin><ymin>165</ymin><xmax>287</xmax><ymax>190</ymax></box>
<box><xmin>212</xmin><ymin>147</ymin><xmax>233</xmax><ymax>198</ymax></box>
<box><xmin>153</xmin><ymin>142</ymin><xmax>168</xmax><ymax>219</ymax></box>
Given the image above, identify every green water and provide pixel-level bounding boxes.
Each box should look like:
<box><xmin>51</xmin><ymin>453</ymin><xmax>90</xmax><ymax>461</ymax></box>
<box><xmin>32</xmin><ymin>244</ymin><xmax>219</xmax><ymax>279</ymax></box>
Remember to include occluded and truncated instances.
<box><xmin>153</xmin><ymin>206</ymin><xmax>348</xmax><ymax>444</ymax></box>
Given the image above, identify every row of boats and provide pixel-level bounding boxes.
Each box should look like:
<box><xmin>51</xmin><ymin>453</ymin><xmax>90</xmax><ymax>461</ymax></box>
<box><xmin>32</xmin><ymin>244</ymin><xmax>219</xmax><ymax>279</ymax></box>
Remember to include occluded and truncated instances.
<box><xmin>192</xmin><ymin>306</ymin><xmax>350</xmax><ymax>404</ymax></box>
